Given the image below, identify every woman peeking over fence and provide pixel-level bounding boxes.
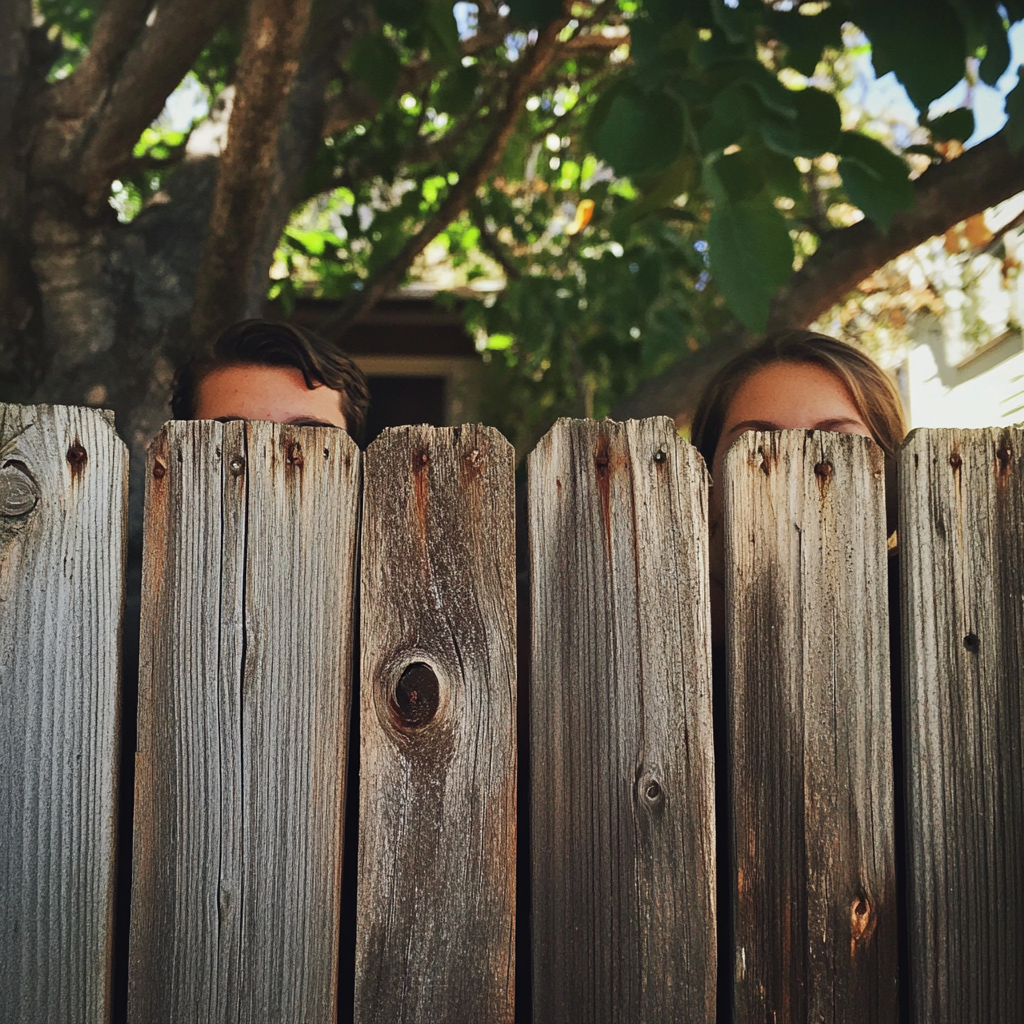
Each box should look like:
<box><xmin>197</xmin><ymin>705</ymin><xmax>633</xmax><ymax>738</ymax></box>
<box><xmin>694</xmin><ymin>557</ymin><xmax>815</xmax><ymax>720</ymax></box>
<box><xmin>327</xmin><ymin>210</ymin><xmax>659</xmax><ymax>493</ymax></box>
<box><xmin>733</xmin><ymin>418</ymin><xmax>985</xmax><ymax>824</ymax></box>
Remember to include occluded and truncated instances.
<box><xmin>690</xmin><ymin>328</ymin><xmax>908</xmax><ymax>647</ymax></box>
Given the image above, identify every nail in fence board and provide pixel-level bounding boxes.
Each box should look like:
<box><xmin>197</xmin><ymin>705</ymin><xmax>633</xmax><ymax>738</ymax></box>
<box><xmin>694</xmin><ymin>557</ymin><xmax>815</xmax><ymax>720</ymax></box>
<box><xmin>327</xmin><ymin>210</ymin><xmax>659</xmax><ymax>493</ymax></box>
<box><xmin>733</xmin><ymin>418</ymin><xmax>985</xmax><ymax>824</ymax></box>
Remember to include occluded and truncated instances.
<box><xmin>128</xmin><ymin>421</ymin><xmax>359</xmax><ymax>1023</ymax></box>
<box><xmin>723</xmin><ymin>430</ymin><xmax>897</xmax><ymax>1023</ymax></box>
<box><xmin>356</xmin><ymin>425</ymin><xmax>516</xmax><ymax>1024</ymax></box>
<box><xmin>0</xmin><ymin>405</ymin><xmax>126</xmax><ymax>1024</ymax></box>
<box><xmin>899</xmin><ymin>427</ymin><xmax>1024</xmax><ymax>1021</ymax></box>
<box><xmin>529</xmin><ymin>417</ymin><xmax>717</xmax><ymax>1023</ymax></box>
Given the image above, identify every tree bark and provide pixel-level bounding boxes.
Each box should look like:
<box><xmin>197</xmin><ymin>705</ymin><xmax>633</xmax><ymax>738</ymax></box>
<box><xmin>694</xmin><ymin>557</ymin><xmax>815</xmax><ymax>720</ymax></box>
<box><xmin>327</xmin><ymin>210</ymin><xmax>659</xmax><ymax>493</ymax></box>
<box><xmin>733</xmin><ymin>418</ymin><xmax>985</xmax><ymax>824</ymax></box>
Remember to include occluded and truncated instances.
<box><xmin>612</xmin><ymin>132</ymin><xmax>1024</xmax><ymax>424</ymax></box>
<box><xmin>190</xmin><ymin>0</ymin><xmax>316</xmax><ymax>341</ymax></box>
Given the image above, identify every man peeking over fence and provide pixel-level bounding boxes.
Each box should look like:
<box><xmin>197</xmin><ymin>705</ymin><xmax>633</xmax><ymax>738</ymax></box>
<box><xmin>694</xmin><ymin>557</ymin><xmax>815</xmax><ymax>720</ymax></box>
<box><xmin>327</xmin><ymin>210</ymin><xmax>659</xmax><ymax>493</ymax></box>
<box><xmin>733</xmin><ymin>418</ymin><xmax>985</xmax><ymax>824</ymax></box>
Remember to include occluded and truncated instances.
<box><xmin>171</xmin><ymin>319</ymin><xmax>370</xmax><ymax>443</ymax></box>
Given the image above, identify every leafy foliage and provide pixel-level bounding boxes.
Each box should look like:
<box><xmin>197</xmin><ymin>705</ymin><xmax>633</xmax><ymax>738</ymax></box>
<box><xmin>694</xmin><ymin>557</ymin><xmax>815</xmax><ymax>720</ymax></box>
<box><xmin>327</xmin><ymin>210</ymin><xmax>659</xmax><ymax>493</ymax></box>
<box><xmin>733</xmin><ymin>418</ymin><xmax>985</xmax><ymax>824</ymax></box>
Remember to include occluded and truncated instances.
<box><xmin>31</xmin><ymin>0</ymin><xmax>1024</xmax><ymax>448</ymax></box>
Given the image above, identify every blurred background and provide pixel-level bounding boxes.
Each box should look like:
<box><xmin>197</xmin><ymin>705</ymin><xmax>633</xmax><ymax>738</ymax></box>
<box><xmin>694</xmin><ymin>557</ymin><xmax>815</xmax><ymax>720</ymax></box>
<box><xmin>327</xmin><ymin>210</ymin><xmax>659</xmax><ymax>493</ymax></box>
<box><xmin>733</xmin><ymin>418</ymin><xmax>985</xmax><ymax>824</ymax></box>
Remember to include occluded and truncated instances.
<box><xmin>4</xmin><ymin>0</ymin><xmax>1024</xmax><ymax>458</ymax></box>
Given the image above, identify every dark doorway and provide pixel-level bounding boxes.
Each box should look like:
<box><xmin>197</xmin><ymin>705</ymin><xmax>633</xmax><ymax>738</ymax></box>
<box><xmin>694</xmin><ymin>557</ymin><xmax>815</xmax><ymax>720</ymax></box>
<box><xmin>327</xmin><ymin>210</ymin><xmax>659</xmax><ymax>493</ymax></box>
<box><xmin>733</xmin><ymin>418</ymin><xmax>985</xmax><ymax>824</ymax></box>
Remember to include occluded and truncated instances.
<box><xmin>365</xmin><ymin>376</ymin><xmax>446</xmax><ymax>445</ymax></box>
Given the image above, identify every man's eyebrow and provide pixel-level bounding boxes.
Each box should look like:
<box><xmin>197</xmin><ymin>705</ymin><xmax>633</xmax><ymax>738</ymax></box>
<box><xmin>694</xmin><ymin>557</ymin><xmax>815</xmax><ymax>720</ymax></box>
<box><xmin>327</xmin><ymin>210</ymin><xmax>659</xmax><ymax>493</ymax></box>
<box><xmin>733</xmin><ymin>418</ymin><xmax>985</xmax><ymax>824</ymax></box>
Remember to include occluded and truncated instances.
<box><xmin>282</xmin><ymin>417</ymin><xmax>339</xmax><ymax>427</ymax></box>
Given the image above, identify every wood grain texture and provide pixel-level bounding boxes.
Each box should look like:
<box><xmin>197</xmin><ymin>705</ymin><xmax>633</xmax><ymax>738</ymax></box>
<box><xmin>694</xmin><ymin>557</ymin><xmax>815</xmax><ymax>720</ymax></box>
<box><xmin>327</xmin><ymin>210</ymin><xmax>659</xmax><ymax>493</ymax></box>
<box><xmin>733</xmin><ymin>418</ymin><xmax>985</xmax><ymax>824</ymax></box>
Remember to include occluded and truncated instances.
<box><xmin>723</xmin><ymin>430</ymin><xmax>897</xmax><ymax>1023</ymax></box>
<box><xmin>355</xmin><ymin>424</ymin><xmax>516</xmax><ymax>1024</ymax></box>
<box><xmin>0</xmin><ymin>404</ymin><xmax>127</xmax><ymax>1024</ymax></box>
<box><xmin>529</xmin><ymin>417</ymin><xmax>717</xmax><ymax>1023</ymax></box>
<box><xmin>899</xmin><ymin>427</ymin><xmax>1024</xmax><ymax>1022</ymax></box>
<box><xmin>128</xmin><ymin>420</ymin><xmax>359</xmax><ymax>1024</ymax></box>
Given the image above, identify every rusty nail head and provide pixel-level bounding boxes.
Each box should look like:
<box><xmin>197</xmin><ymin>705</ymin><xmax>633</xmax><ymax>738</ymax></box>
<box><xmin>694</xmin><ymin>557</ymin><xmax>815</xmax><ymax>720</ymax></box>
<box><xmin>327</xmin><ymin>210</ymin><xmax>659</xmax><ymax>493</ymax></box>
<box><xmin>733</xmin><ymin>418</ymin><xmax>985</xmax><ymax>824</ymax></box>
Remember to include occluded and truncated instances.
<box><xmin>653</xmin><ymin>449</ymin><xmax>667</xmax><ymax>463</ymax></box>
<box><xmin>152</xmin><ymin>460</ymin><xmax>167</xmax><ymax>479</ymax></box>
<box><xmin>229</xmin><ymin>455</ymin><xmax>245</xmax><ymax>475</ymax></box>
<box><xmin>67</xmin><ymin>443</ymin><xmax>87</xmax><ymax>468</ymax></box>
<box><xmin>814</xmin><ymin>461</ymin><xmax>832</xmax><ymax>480</ymax></box>
<box><xmin>949</xmin><ymin>452</ymin><xmax>962</xmax><ymax>470</ymax></box>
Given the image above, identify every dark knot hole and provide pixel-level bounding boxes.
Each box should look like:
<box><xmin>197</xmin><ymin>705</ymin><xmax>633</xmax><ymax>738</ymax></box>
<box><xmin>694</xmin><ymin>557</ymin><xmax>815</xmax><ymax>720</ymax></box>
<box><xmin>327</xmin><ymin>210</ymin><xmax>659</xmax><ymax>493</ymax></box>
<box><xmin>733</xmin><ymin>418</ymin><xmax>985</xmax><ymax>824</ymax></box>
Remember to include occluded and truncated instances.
<box><xmin>392</xmin><ymin>662</ymin><xmax>440</xmax><ymax>729</ymax></box>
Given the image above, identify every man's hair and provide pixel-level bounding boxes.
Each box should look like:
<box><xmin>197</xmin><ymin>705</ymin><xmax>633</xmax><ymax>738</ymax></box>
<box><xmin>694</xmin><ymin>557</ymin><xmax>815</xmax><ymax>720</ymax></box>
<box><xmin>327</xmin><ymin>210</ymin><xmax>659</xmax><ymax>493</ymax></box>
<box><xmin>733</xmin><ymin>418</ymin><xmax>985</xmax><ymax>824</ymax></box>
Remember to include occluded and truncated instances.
<box><xmin>172</xmin><ymin>319</ymin><xmax>370</xmax><ymax>444</ymax></box>
<box><xmin>690</xmin><ymin>328</ymin><xmax>908</xmax><ymax>470</ymax></box>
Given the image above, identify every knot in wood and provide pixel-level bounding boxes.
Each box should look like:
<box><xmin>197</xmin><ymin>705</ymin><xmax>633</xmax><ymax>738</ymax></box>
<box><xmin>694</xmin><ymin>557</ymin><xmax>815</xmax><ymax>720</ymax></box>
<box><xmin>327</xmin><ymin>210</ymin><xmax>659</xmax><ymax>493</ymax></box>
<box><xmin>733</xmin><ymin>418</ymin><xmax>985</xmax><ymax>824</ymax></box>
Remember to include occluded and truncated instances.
<box><xmin>0</xmin><ymin>461</ymin><xmax>39</xmax><ymax>517</ymax></box>
<box><xmin>964</xmin><ymin>632</ymin><xmax>980</xmax><ymax>653</ymax></box>
<box><xmin>66</xmin><ymin>442</ymin><xmax>87</xmax><ymax>477</ymax></box>
<box><xmin>850</xmin><ymin>896</ymin><xmax>871</xmax><ymax>942</ymax></box>
<box><xmin>391</xmin><ymin>662</ymin><xmax>440</xmax><ymax>729</ymax></box>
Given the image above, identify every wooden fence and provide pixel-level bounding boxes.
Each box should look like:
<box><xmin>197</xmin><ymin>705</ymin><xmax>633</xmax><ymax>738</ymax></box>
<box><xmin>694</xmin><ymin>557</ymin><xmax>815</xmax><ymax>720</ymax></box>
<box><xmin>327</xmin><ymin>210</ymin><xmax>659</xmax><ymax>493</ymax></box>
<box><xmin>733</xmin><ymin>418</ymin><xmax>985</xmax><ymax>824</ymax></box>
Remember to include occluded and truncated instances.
<box><xmin>1</xmin><ymin>403</ymin><xmax>1021</xmax><ymax>1023</ymax></box>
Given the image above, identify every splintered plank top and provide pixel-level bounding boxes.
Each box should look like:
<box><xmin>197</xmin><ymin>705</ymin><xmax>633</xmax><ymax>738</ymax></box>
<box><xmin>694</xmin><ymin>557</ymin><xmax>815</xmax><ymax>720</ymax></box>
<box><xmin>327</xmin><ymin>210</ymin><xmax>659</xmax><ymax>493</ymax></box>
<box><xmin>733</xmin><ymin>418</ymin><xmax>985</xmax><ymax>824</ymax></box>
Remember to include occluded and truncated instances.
<box><xmin>0</xmin><ymin>404</ymin><xmax>127</xmax><ymax>1024</ymax></box>
<box><xmin>529</xmin><ymin>417</ymin><xmax>716</xmax><ymax>1024</ymax></box>
<box><xmin>356</xmin><ymin>424</ymin><xmax>516</xmax><ymax>1024</ymax></box>
<box><xmin>723</xmin><ymin>429</ymin><xmax>896</xmax><ymax>1024</ymax></box>
<box><xmin>128</xmin><ymin>420</ymin><xmax>359</xmax><ymax>1024</ymax></box>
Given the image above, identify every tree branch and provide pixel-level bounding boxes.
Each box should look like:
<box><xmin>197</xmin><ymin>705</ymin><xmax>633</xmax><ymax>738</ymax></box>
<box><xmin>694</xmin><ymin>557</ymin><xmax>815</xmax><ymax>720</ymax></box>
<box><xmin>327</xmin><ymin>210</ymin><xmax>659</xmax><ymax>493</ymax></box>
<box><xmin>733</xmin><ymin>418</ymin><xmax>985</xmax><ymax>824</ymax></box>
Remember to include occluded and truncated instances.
<box><xmin>611</xmin><ymin>131</ymin><xmax>1024</xmax><ymax>423</ymax></box>
<box><xmin>73</xmin><ymin>0</ymin><xmax>239</xmax><ymax>197</ymax></box>
<box><xmin>51</xmin><ymin>0</ymin><xmax>154</xmax><ymax>121</ymax></box>
<box><xmin>470</xmin><ymin>200</ymin><xmax>522</xmax><ymax>280</ymax></box>
<box><xmin>318</xmin><ymin>10</ymin><xmax>572</xmax><ymax>338</ymax></box>
<box><xmin>190</xmin><ymin>0</ymin><xmax>316</xmax><ymax>341</ymax></box>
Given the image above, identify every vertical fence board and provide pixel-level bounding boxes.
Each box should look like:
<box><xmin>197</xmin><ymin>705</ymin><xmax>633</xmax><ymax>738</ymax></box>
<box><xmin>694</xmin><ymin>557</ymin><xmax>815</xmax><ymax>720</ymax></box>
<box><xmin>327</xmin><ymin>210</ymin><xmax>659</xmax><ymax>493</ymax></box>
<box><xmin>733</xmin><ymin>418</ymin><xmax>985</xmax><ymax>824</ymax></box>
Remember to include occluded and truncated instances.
<box><xmin>723</xmin><ymin>430</ymin><xmax>897</xmax><ymax>1023</ymax></box>
<box><xmin>355</xmin><ymin>424</ymin><xmax>516</xmax><ymax>1024</ymax></box>
<box><xmin>899</xmin><ymin>427</ymin><xmax>1024</xmax><ymax>1022</ymax></box>
<box><xmin>529</xmin><ymin>417</ymin><xmax>716</xmax><ymax>1023</ymax></box>
<box><xmin>0</xmin><ymin>405</ymin><xmax>126</xmax><ymax>1024</ymax></box>
<box><xmin>128</xmin><ymin>421</ymin><xmax>359</xmax><ymax>1023</ymax></box>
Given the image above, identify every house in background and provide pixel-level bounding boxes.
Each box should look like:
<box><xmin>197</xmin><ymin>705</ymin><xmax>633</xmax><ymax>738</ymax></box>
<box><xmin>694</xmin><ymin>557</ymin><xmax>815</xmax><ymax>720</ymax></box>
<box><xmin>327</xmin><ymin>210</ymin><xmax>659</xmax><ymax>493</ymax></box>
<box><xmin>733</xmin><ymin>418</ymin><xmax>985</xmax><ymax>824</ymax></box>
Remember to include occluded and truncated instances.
<box><xmin>284</xmin><ymin>296</ymin><xmax>484</xmax><ymax>445</ymax></box>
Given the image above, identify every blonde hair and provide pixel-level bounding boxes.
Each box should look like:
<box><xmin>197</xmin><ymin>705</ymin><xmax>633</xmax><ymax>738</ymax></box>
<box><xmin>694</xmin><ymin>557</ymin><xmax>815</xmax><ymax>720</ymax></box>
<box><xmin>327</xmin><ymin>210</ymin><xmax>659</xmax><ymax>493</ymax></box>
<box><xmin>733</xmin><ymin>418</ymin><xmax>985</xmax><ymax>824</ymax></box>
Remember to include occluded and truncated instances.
<box><xmin>690</xmin><ymin>329</ymin><xmax>908</xmax><ymax>470</ymax></box>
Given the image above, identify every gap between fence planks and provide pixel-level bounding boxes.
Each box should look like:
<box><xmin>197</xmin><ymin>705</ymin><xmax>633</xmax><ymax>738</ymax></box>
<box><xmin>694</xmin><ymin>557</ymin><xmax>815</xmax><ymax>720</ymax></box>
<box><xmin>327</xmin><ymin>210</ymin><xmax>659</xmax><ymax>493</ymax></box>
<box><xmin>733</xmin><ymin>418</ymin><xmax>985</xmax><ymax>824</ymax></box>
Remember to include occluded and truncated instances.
<box><xmin>356</xmin><ymin>424</ymin><xmax>517</xmax><ymax>1024</ymax></box>
<box><xmin>900</xmin><ymin>427</ymin><xmax>1024</xmax><ymax>1022</ymax></box>
<box><xmin>0</xmin><ymin>404</ymin><xmax>127</xmax><ymax>1024</ymax></box>
<box><xmin>128</xmin><ymin>420</ymin><xmax>359</xmax><ymax>1024</ymax></box>
<box><xmin>723</xmin><ymin>429</ymin><xmax>897</xmax><ymax>1024</ymax></box>
<box><xmin>529</xmin><ymin>417</ymin><xmax>717</xmax><ymax>1023</ymax></box>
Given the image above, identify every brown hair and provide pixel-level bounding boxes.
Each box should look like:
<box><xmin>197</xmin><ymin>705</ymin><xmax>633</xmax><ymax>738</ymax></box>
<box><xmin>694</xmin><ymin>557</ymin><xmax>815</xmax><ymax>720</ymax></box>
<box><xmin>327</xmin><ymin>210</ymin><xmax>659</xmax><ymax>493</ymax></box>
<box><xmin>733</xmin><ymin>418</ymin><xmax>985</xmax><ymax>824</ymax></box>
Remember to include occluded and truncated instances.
<box><xmin>171</xmin><ymin>319</ymin><xmax>370</xmax><ymax>445</ymax></box>
<box><xmin>690</xmin><ymin>328</ymin><xmax>908</xmax><ymax>471</ymax></box>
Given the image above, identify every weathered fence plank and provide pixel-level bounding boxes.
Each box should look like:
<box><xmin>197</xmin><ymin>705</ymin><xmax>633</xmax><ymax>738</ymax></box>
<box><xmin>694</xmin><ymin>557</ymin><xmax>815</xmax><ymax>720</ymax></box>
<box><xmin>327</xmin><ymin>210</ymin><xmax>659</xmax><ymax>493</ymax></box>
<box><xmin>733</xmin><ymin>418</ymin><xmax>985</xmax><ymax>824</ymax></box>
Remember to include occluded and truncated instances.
<box><xmin>128</xmin><ymin>420</ymin><xmax>359</xmax><ymax>1023</ymax></box>
<box><xmin>355</xmin><ymin>424</ymin><xmax>516</xmax><ymax>1024</ymax></box>
<box><xmin>899</xmin><ymin>427</ymin><xmax>1024</xmax><ymax>1022</ymax></box>
<box><xmin>529</xmin><ymin>417</ymin><xmax>717</xmax><ymax>1023</ymax></box>
<box><xmin>723</xmin><ymin>430</ymin><xmax>897</xmax><ymax>1023</ymax></box>
<box><xmin>0</xmin><ymin>404</ymin><xmax>127</xmax><ymax>1024</ymax></box>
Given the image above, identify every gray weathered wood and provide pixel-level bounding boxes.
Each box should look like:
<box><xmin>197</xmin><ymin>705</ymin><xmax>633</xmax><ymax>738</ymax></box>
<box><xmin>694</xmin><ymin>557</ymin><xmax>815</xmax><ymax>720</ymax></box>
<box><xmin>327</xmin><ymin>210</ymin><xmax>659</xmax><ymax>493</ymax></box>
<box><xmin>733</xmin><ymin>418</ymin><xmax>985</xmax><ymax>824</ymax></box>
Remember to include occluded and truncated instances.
<box><xmin>355</xmin><ymin>424</ymin><xmax>516</xmax><ymax>1024</ymax></box>
<box><xmin>723</xmin><ymin>430</ymin><xmax>897</xmax><ymax>1023</ymax></box>
<box><xmin>899</xmin><ymin>427</ymin><xmax>1024</xmax><ymax>1022</ymax></box>
<box><xmin>0</xmin><ymin>404</ymin><xmax>127</xmax><ymax>1024</ymax></box>
<box><xmin>128</xmin><ymin>420</ymin><xmax>359</xmax><ymax>1024</ymax></box>
<box><xmin>529</xmin><ymin>417</ymin><xmax>717</xmax><ymax>1023</ymax></box>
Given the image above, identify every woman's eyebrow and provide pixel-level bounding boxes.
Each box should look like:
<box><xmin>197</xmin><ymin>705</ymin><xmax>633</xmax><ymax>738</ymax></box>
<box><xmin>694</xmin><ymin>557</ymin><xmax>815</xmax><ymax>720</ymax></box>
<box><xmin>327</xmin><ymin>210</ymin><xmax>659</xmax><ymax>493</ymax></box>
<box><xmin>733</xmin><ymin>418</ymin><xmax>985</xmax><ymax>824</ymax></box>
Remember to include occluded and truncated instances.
<box><xmin>728</xmin><ymin>419</ymin><xmax>779</xmax><ymax>434</ymax></box>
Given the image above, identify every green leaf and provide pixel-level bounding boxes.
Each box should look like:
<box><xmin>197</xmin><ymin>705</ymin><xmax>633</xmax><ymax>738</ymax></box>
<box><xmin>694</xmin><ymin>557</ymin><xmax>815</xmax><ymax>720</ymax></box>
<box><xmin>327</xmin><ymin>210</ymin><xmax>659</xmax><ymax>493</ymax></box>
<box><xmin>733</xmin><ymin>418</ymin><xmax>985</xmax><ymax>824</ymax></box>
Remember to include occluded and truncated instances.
<box><xmin>507</xmin><ymin>0</ymin><xmax>564</xmax><ymax>28</ymax></box>
<box><xmin>1004</xmin><ymin>69</ymin><xmax>1024</xmax><ymax>155</ymax></box>
<box><xmin>926</xmin><ymin>107</ymin><xmax>975</xmax><ymax>141</ymax></box>
<box><xmin>766</xmin><ymin>5</ymin><xmax>846</xmax><ymax>76</ymax></box>
<box><xmin>701</xmin><ymin>82</ymin><xmax>755</xmax><ymax>152</ymax></box>
<box><xmin>435</xmin><ymin>64</ymin><xmax>480</xmax><ymax>115</ymax></box>
<box><xmin>348</xmin><ymin>33</ymin><xmax>401</xmax><ymax>102</ymax></box>
<box><xmin>424</xmin><ymin>0</ymin><xmax>461</xmax><ymax>62</ymax></box>
<box><xmin>759</xmin><ymin>87</ymin><xmax>841</xmax><ymax>157</ymax></box>
<box><xmin>836</xmin><ymin>132</ymin><xmax>913</xmax><ymax>232</ymax></box>
<box><xmin>714</xmin><ymin>150</ymin><xmax>765</xmax><ymax>202</ymax></box>
<box><xmin>592</xmin><ymin>86</ymin><xmax>685</xmax><ymax>177</ymax></box>
<box><xmin>706</xmin><ymin>188</ymin><xmax>794</xmax><ymax>331</ymax></box>
<box><xmin>979</xmin><ymin>14</ymin><xmax>1012</xmax><ymax>86</ymax></box>
<box><xmin>856</xmin><ymin>0</ymin><xmax>967</xmax><ymax>111</ymax></box>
